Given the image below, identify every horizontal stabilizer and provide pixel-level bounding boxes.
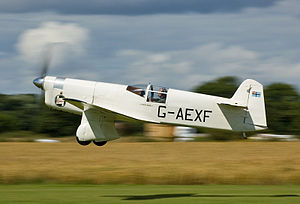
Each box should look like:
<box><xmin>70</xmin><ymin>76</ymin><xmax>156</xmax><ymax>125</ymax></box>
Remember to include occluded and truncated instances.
<box><xmin>217</xmin><ymin>101</ymin><xmax>247</xmax><ymax>108</ymax></box>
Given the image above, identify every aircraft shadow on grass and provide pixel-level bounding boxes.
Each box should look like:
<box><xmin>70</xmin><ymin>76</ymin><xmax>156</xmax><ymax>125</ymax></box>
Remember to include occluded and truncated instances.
<box><xmin>104</xmin><ymin>193</ymin><xmax>299</xmax><ymax>200</ymax></box>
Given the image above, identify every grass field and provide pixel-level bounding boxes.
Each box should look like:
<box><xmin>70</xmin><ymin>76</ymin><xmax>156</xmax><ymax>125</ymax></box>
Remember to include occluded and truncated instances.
<box><xmin>0</xmin><ymin>184</ymin><xmax>300</xmax><ymax>203</ymax></box>
<box><xmin>0</xmin><ymin>142</ymin><xmax>300</xmax><ymax>185</ymax></box>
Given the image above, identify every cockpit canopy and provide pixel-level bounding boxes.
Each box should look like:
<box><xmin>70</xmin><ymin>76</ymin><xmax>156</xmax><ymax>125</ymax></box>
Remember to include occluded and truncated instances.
<box><xmin>126</xmin><ymin>84</ymin><xmax>169</xmax><ymax>104</ymax></box>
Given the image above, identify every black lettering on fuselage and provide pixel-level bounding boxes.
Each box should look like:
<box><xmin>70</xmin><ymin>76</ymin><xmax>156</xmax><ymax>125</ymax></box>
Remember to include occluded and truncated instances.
<box><xmin>158</xmin><ymin>105</ymin><xmax>166</xmax><ymax>118</ymax></box>
<box><xmin>203</xmin><ymin>110</ymin><xmax>212</xmax><ymax>122</ymax></box>
<box><xmin>176</xmin><ymin>108</ymin><xmax>184</xmax><ymax>120</ymax></box>
<box><xmin>194</xmin><ymin>109</ymin><xmax>202</xmax><ymax>122</ymax></box>
<box><xmin>185</xmin><ymin>108</ymin><xmax>193</xmax><ymax>121</ymax></box>
<box><xmin>157</xmin><ymin>106</ymin><xmax>212</xmax><ymax>123</ymax></box>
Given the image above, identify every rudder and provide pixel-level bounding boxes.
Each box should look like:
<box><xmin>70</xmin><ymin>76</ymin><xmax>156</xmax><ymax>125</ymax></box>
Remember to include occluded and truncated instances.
<box><xmin>231</xmin><ymin>79</ymin><xmax>267</xmax><ymax>130</ymax></box>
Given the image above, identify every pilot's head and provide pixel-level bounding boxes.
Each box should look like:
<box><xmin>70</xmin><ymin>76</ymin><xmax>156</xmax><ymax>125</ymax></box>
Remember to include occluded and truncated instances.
<box><xmin>158</xmin><ymin>88</ymin><xmax>167</xmax><ymax>99</ymax></box>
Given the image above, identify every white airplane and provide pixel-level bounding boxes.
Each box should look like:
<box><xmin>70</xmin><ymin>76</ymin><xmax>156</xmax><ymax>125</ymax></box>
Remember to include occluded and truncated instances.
<box><xmin>33</xmin><ymin>75</ymin><xmax>267</xmax><ymax>146</ymax></box>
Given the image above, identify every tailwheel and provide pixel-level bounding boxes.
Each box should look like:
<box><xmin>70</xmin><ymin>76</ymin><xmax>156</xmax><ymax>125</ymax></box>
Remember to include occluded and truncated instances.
<box><xmin>76</xmin><ymin>137</ymin><xmax>91</xmax><ymax>146</ymax></box>
<box><xmin>93</xmin><ymin>141</ymin><xmax>107</xmax><ymax>146</ymax></box>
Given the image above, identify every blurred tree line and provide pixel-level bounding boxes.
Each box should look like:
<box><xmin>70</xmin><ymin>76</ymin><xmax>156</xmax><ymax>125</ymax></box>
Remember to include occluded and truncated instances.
<box><xmin>0</xmin><ymin>76</ymin><xmax>299</xmax><ymax>137</ymax></box>
<box><xmin>0</xmin><ymin>94</ymin><xmax>81</xmax><ymax>136</ymax></box>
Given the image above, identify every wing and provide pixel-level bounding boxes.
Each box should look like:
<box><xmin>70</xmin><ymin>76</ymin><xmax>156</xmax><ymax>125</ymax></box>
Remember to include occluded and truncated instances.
<box><xmin>64</xmin><ymin>97</ymin><xmax>157</xmax><ymax>123</ymax></box>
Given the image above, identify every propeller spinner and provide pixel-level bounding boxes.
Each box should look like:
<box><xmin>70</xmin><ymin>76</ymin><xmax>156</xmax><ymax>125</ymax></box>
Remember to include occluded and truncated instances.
<box><xmin>33</xmin><ymin>77</ymin><xmax>44</xmax><ymax>90</ymax></box>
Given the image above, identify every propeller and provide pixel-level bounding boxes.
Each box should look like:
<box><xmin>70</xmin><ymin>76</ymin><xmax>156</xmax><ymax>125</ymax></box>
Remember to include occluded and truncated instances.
<box><xmin>33</xmin><ymin>48</ymin><xmax>54</xmax><ymax>113</ymax></box>
<box><xmin>41</xmin><ymin>48</ymin><xmax>52</xmax><ymax>78</ymax></box>
<box><xmin>33</xmin><ymin>48</ymin><xmax>53</xmax><ymax>90</ymax></box>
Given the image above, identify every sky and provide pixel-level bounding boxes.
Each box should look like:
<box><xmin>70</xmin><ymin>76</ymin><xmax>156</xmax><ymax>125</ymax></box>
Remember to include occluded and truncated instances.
<box><xmin>0</xmin><ymin>0</ymin><xmax>299</xmax><ymax>94</ymax></box>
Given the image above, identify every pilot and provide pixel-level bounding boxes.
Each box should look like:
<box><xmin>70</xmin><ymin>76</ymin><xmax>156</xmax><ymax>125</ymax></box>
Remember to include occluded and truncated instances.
<box><xmin>157</xmin><ymin>88</ymin><xmax>167</xmax><ymax>103</ymax></box>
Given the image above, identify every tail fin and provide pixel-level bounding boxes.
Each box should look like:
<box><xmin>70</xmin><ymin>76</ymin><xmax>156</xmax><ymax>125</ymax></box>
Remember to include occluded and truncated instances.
<box><xmin>231</xmin><ymin>79</ymin><xmax>267</xmax><ymax>129</ymax></box>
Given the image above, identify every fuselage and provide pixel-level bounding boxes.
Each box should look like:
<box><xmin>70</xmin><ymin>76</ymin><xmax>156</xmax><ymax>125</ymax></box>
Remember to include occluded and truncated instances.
<box><xmin>42</xmin><ymin>76</ymin><xmax>262</xmax><ymax>132</ymax></box>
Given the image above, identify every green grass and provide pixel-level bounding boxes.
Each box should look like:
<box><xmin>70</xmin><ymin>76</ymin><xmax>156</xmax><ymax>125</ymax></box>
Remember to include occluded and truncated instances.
<box><xmin>0</xmin><ymin>184</ymin><xmax>300</xmax><ymax>204</ymax></box>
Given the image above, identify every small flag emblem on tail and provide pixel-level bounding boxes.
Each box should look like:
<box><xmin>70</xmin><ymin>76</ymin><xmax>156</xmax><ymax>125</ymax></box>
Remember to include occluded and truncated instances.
<box><xmin>252</xmin><ymin>91</ymin><xmax>261</xmax><ymax>97</ymax></box>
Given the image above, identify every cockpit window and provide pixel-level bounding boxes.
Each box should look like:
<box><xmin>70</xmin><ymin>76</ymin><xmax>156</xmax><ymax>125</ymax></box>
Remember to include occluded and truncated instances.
<box><xmin>126</xmin><ymin>84</ymin><xmax>147</xmax><ymax>97</ymax></box>
<box><xmin>127</xmin><ymin>84</ymin><xmax>169</xmax><ymax>103</ymax></box>
<box><xmin>147</xmin><ymin>85</ymin><xmax>168</xmax><ymax>104</ymax></box>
